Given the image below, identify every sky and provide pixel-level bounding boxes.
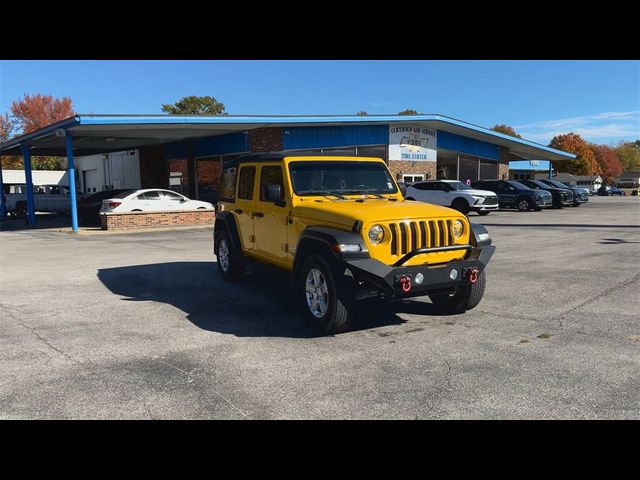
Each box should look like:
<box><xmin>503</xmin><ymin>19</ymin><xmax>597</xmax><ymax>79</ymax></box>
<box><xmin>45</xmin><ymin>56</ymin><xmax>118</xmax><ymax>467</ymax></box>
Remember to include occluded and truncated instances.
<box><xmin>1</xmin><ymin>60</ymin><xmax>638</xmax><ymax>145</ymax></box>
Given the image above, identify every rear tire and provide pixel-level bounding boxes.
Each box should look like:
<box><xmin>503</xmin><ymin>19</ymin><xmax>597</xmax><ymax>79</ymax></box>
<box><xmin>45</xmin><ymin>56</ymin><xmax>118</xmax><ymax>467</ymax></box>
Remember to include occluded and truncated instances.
<box><xmin>298</xmin><ymin>255</ymin><xmax>353</xmax><ymax>334</ymax></box>
<box><xmin>452</xmin><ymin>198</ymin><xmax>470</xmax><ymax>215</ymax></box>
<box><xmin>405</xmin><ymin>197</ymin><xmax>415</xmax><ymax>201</ymax></box>
<box><xmin>477</xmin><ymin>210</ymin><xmax>490</xmax><ymax>216</ymax></box>
<box><xmin>430</xmin><ymin>270</ymin><xmax>486</xmax><ymax>313</ymax></box>
<box><xmin>215</xmin><ymin>230</ymin><xmax>244</xmax><ymax>281</ymax></box>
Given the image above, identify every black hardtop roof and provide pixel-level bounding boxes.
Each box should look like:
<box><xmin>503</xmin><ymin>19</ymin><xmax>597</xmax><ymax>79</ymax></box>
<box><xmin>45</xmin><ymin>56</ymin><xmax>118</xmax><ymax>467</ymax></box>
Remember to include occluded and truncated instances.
<box><xmin>222</xmin><ymin>151</ymin><xmax>381</xmax><ymax>167</ymax></box>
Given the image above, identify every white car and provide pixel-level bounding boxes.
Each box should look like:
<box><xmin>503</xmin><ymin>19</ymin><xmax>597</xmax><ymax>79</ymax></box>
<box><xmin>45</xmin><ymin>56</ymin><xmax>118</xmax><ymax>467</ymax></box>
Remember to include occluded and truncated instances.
<box><xmin>100</xmin><ymin>189</ymin><xmax>214</xmax><ymax>213</ymax></box>
<box><xmin>405</xmin><ymin>180</ymin><xmax>499</xmax><ymax>216</ymax></box>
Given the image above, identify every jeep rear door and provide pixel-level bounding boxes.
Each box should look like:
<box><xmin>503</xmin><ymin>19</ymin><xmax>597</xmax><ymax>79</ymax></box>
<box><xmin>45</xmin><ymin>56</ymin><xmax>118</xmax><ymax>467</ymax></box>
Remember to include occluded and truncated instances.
<box><xmin>233</xmin><ymin>164</ymin><xmax>256</xmax><ymax>252</ymax></box>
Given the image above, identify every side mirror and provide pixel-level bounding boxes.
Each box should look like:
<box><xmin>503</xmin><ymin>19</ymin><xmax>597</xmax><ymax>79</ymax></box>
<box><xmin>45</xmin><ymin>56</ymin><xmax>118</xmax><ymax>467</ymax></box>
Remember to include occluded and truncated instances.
<box><xmin>179</xmin><ymin>198</ymin><xmax>187</xmax><ymax>203</ymax></box>
<box><xmin>266</xmin><ymin>184</ymin><xmax>284</xmax><ymax>205</ymax></box>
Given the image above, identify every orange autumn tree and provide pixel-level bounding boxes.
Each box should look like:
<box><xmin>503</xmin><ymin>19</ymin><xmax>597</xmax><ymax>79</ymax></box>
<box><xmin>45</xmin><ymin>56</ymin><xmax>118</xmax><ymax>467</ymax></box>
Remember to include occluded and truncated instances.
<box><xmin>590</xmin><ymin>144</ymin><xmax>623</xmax><ymax>183</ymax></box>
<box><xmin>11</xmin><ymin>94</ymin><xmax>75</xmax><ymax>134</ymax></box>
<box><xmin>8</xmin><ymin>94</ymin><xmax>76</xmax><ymax>169</ymax></box>
<box><xmin>549</xmin><ymin>133</ymin><xmax>600</xmax><ymax>176</ymax></box>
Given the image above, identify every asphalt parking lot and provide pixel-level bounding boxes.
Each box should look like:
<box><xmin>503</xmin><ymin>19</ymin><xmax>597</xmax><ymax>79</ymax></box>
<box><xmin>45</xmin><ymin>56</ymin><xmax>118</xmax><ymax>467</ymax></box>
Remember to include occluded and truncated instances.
<box><xmin>1</xmin><ymin>196</ymin><xmax>638</xmax><ymax>419</ymax></box>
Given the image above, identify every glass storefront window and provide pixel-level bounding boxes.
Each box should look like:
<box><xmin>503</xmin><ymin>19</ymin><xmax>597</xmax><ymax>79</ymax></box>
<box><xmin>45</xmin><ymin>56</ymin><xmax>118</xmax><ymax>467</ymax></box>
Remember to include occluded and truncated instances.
<box><xmin>437</xmin><ymin>150</ymin><xmax>458</xmax><ymax>180</ymax></box>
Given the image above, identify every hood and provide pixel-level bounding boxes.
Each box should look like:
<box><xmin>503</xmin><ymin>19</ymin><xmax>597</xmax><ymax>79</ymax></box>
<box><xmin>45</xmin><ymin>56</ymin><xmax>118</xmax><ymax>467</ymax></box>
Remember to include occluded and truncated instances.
<box><xmin>460</xmin><ymin>188</ymin><xmax>497</xmax><ymax>197</ymax></box>
<box><xmin>293</xmin><ymin>198</ymin><xmax>463</xmax><ymax>227</ymax></box>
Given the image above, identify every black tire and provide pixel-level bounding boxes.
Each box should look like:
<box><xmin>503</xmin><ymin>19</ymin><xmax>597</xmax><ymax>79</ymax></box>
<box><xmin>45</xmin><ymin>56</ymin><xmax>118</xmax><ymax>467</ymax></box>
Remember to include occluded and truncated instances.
<box><xmin>197</xmin><ymin>207</ymin><xmax>206</xmax><ymax>210</ymax></box>
<box><xmin>452</xmin><ymin>198</ymin><xmax>470</xmax><ymax>215</ymax></box>
<box><xmin>298</xmin><ymin>254</ymin><xmax>353</xmax><ymax>334</ymax></box>
<box><xmin>405</xmin><ymin>197</ymin><xmax>416</xmax><ymax>201</ymax></box>
<box><xmin>534</xmin><ymin>207</ymin><xmax>542</xmax><ymax>211</ymax></box>
<box><xmin>429</xmin><ymin>269</ymin><xmax>486</xmax><ymax>313</ymax></box>
<box><xmin>477</xmin><ymin>210</ymin><xmax>490</xmax><ymax>216</ymax></box>
<box><xmin>516</xmin><ymin>197</ymin><xmax>533</xmax><ymax>212</ymax></box>
<box><xmin>214</xmin><ymin>230</ymin><xmax>244</xmax><ymax>281</ymax></box>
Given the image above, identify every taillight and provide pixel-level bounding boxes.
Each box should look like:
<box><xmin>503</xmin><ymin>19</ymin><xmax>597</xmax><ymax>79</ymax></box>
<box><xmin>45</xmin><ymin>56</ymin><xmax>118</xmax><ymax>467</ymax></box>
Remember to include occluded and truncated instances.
<box><xmin>107</xmin><ymin>201</ymin><xmax>121</xmax><ymax>208</ymax></box>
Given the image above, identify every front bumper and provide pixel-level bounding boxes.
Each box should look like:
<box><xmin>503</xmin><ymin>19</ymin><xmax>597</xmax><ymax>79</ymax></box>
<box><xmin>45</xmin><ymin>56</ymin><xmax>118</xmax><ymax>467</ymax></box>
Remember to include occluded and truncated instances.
<box><xmin>345</xmin><ymin>245</ymin><xmax>495</xmax><ymax>299</ymax></box>
<box><xmin>471</xmin><ymin>205</ymin><xmax>499</xmax><ymax>212</ymax></box>
<box><xmin>535</xmin><ymin>197</ymin><xmax>553</xmax><ymax>208</ymax></box>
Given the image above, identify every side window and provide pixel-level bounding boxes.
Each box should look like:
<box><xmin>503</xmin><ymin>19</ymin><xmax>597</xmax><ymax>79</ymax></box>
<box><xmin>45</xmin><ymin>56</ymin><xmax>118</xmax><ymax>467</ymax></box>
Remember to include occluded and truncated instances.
<box><xmin>219</xmin><ymin>166</ymin><xmax>237</xmax><ymax>201</ymax></box>
<box><xmin>142</xmin><ymin>191</ymin><xmax>162</xmax><ymax>200</ymax></box>
<box><xmin>260</xmin><ymin>166</ymin><xmax>284</xmax><ymax>202</ymax></box>
<box><xmin>49</xmin><ymin>186</ymin><xmax>61</xmax><ymax>195</ymax></box>
<box><xmin>413</xmin><ymin>183</ymin><xmax>428</xmax><ymax>191</ymax></box>
<box><xmin>162</xmin><ymin>191</ymin><xmax>184</xmax><ymax>200</ymax></box>
<box><xmin>238</xmin><ymin>166</ymin><xmax>256</xmax><ymax>200</ymax></box>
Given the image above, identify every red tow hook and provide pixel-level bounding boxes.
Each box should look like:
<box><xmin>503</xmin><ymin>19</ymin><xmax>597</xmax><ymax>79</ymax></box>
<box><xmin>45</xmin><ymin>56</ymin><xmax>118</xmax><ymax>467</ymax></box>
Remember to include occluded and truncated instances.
<box><xmin>399</xmin><ymin>275</ymin><xmax>412</xmax><ymax>293</ymax></box>
<box><xmin>468</xmin><ymin>268</ymin><xmax>479</xmax><ymax>285</ymax></box>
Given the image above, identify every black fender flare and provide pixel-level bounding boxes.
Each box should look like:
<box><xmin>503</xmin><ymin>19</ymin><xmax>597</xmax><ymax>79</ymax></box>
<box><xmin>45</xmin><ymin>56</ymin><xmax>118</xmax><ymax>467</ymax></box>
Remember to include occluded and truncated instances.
<box><xmin>292</xmin><ymin>226</ymin><xmax>369</xmax><ymax>288</ymax></box>
<box><xmin>214</xmin><ymin>211</ymin><xmax>242</xmax><ymax>255</ymax></box>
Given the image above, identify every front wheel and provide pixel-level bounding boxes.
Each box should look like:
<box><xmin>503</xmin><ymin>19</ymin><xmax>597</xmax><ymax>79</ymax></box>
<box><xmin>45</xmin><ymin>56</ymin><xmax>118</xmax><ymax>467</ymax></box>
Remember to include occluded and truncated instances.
<box><xmin>452</xmin><ymin>198</ymin><xmax>470</xmax><ymax>215</ymax></box>
<box><xmin>517</xmin><ymin>197</ymin><xmax>532</xmax><ymax>212</ymax></box>
<box><xmin>477</xmin><ymin>210</ymin><xmax>490</xmax><ymax>216</ymax></box>
<box><xmin>430</xmin><ymin>270</ymin><xmax>486</xmax><ymax>313</ymax></box>
<box><xmin>298</xmin><ymin>255</ymin><xmax>353</xmax><ymax>334</ymax></box>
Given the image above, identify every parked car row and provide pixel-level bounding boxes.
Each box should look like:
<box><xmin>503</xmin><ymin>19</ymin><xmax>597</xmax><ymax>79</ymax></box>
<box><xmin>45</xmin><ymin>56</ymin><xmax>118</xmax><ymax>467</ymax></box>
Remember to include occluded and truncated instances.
<box><xmin>404</xmin><ymin>179</ymin><xmax>590</xmax><ymax>215</ymax></box>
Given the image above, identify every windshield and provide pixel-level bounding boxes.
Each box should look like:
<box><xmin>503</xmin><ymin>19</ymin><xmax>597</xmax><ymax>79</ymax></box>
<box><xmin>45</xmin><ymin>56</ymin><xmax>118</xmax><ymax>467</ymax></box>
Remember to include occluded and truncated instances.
<box><xmin>289</xmin><ymin>161</ymin><xmax>398</xmax><ymax>196</ymax></box>
<box><xmin>508</xmin><ymin>181</ymin><xmax>532</xmax><ymax>190</ymax></box>
<box><xmin>546</xmin><ymin>179</ymin><xmax>569</xmax><ymax>189</ymax></box>
<box><xmin>447</xmin><ymin>181</ymin><xmax>473</xmax><ymax>191</ymax></box>
<box><xmin>113</xmin><ymin>190</ymin><xmax>135</xmax><ymax>199</ymax></box>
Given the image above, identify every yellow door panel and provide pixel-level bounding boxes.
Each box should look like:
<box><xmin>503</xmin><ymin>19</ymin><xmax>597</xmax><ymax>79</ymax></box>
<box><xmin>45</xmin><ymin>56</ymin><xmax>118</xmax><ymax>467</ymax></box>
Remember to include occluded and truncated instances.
<box><xmin>253</xmin><ymin>164</ymin><xmax>289</xmax><ymax>265</ymax></box>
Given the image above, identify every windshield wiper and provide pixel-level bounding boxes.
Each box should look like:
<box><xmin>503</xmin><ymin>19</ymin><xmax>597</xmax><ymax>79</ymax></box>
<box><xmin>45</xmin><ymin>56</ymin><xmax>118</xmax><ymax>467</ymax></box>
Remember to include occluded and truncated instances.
<box><xmin>298</xmin><ymin>190</ymin><xmax>347</xmax><ymax>200</ymax></box>
<box><xmin>342</xmin><ymin>190</ymin><xmax>386</xmax><ymax>199</ymax></box>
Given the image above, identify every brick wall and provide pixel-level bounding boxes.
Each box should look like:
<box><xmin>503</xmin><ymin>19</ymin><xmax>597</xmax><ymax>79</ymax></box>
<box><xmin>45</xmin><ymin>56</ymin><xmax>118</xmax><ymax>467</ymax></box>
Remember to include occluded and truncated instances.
<box><xmin>498</xmin><ymin>146</ymin><xmax>510</xmax><ymax>179</ymax></box>
<box><xmin>101</xmin><ymin>210</ymin><xmax>215</xmax><ymax>231</ymax></box>
<box><xmin>388</xmin><ymin>160</ymin><xmax>436</xmax><ymax>181</ymax></box>
<box><xmin>498</xmin><ymin>163</ymin><xmax>509</xmax><ymax>180</ymax></box>
<box><xmin>249</xmin><ymin>128</ymin><xmax>283</xmax><ymax>152</ymax></box>
<box><xmin>197</xmin><ymin>158</ymin><xmax>222</xmax><ymax>187</ymax></box>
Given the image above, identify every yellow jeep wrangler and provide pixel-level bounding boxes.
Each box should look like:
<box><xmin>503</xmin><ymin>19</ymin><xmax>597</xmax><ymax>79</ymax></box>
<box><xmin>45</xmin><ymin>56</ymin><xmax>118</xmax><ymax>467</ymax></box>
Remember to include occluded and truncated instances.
<box><xmin>214</xmin><ymin>153</ymin><xmax>495</xmax><ymax>333</ymax></box>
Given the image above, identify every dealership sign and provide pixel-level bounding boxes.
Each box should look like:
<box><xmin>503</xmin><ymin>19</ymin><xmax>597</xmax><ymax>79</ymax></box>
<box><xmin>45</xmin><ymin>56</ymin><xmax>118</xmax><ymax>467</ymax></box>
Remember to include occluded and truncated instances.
<box><xmin>389</xmin><ymin>124</ymin><xmax>437</xmax><ymax>162</ymax></box>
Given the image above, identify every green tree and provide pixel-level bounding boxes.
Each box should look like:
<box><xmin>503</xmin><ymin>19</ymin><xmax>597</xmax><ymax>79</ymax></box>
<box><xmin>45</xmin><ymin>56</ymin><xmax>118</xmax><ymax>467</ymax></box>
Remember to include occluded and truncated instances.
<box><xmin>549</xmin><ymin>133</ymin><xmax>600</xmax><ymax>176</ymax></box>
<box><xmin>490</xmin><ymin>124</ymin><xmax>522</xmax><ymax>138</ymax></box>
<box><xmin>615</xmin><ymin>140</ymin><xmax>640</xmax><ymax>172</ymax></box>
<box><xmin>161</xmin><ymin>96</ymin><xmax>226</xmax><ymax>115</ymax></box>
<box><xmin>398</xmin><ymin>109</ymin><xmax>418</xmax><ymax>115</ymax></box>
<box><xmin>356</xmin><ymin>111</ymin><xmax>368</xmax><ymax>116</ymax></box>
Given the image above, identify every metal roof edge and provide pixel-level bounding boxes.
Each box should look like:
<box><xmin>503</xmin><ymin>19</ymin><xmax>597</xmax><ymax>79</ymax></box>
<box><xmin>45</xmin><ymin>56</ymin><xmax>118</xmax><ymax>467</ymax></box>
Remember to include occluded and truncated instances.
<box><xmin>0</xmin><ymin>116</ymin><xmax>80</xmax><ymax>153</ymax></box>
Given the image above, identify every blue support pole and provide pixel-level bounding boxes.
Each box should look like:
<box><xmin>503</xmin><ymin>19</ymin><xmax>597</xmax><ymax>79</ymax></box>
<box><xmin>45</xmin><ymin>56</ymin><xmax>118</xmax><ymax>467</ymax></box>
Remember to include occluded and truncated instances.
<box><xmin>0</xmin><ymin>159</ymin><xmax>6</xmax><ymax>219</ymax></box>
<box><xmin>65</xmin><ymin>133</ymin><xmax>79</xmax><ymax>233</ymax></box>
<box><xmin>21</xmin><ymin>144</ymin><xmax>36</xmax><ymax>226</ymax></box>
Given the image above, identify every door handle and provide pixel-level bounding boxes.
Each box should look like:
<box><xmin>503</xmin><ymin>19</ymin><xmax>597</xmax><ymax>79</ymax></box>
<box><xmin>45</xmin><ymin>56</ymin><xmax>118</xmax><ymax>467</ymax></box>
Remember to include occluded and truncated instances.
<box><xmin>233</xmin><ymin>208</ymin><xmax>243</xmax><ymax>214</ymax></box>
<box><xmin>253</xmin><ymin>212</ymin><xmax>264</xmax><ymax>218</ymax></box>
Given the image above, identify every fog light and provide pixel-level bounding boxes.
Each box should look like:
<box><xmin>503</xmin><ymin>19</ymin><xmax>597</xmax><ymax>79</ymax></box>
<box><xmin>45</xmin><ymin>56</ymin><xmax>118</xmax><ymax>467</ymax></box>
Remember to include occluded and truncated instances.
<box><xmin>450</xmin><ymin>269</ymin><xmax>458</xmax><ymax>280</ymax></box>
<box><xmin>415</xmin><ymin>273</ymin><xmax>424</xmax><ymax>285</ymax></box>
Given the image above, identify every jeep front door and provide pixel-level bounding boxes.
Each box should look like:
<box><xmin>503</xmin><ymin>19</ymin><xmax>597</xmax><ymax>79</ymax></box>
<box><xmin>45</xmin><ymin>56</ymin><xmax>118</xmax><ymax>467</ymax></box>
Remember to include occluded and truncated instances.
<box><xmin>253</xmin><ymin>164</ymin><xmax>288</xmax><ymax>265</ymax></box>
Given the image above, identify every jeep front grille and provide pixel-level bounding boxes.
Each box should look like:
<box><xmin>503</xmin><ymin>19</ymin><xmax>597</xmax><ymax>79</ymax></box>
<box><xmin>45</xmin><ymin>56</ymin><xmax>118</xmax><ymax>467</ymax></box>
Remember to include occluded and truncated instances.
<box><xmin>389</xmin><ymin>220</ymin><xmax>454</xmax><ymax>255</ymax></box>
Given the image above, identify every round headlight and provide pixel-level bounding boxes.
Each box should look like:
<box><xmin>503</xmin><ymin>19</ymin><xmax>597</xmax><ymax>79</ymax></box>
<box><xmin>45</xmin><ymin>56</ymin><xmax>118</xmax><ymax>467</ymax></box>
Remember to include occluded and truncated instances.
<box><xmin>368</xmin><ymin>224</ymin><xmax>384</xmax><ymax>244</ymax></box>
<box><xmin>452</xmin><ymin>220</ymin><xmax>464</xmax><ymax>239</ymax></box>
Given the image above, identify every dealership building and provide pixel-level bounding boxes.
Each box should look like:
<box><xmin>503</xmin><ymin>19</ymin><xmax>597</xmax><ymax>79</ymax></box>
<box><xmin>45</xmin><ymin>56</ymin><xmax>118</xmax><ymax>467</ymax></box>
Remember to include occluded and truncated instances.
<box><xmin>0</xmin><ymin>113</ymin><xmax>574</xmax><ymax>230</ymax></box>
